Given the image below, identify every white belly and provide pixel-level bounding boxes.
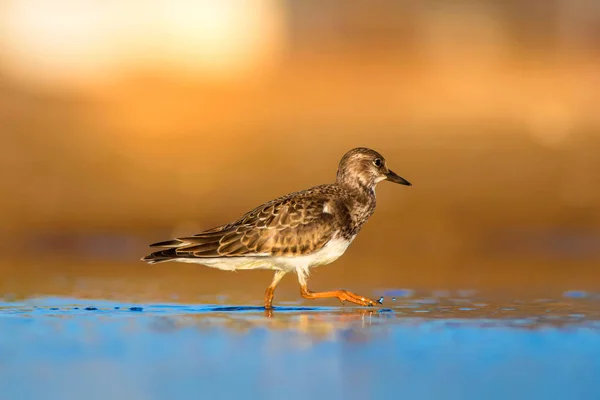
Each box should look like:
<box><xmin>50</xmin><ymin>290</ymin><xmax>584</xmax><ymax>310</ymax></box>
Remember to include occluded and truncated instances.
<box><xmin>172</xmin><ymin>237</ymin><xmax>354</xmax><ymax>274</ymax></box>
<box><xmin>274</xmin><ymin>237</ymin><xmax>353</xmax><ymax>270</ymax></box>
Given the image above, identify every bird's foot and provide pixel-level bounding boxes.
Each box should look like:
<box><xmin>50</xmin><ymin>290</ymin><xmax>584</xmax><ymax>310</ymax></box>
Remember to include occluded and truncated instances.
<box><xmin>337</xmin><ymin>290</ymin><xmax>380</xmax><ymax>307</ymax></box>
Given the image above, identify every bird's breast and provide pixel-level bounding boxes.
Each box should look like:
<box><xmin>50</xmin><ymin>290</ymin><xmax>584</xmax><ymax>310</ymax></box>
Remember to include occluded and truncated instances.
<box><xmin>272</xmin><ymin>236</ymin><xmax>355</xmax><ymax>271</ymax></box>
<box><xmin>305</xmin><ymin>236</ymin><xmax>354</xmax><ymax>266</ymax></box>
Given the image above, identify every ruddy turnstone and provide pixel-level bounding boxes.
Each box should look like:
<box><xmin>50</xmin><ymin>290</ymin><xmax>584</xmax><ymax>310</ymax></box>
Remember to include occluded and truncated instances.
<box><xmin>142</xmin><ymin>148</ymin><xmax>411</xmax><ymax>309</ymax></box>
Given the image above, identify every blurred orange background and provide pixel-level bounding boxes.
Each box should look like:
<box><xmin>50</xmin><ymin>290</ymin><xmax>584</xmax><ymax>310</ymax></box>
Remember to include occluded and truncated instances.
<box><xmin>1</xmin><ymin>0</ymin><xmax>599</xmax><ymax>303</ymax></box>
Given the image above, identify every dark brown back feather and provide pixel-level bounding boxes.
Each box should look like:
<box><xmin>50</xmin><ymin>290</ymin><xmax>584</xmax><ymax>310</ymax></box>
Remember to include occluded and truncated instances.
<box><xmin>144</xmin><ymin>185</ymin><xmax>353</xmax><ymax>261</ymax></box>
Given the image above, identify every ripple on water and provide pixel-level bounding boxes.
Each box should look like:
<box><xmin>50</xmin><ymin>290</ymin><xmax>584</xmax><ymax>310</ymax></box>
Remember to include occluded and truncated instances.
<box><xmin>563</xmin><ymin>290</ymin><xmax>589</xmax><ymax>299</ymax></box>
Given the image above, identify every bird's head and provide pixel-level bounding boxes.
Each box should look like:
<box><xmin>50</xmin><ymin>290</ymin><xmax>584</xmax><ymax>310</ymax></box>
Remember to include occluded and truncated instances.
<box><xmin>336</xmin><ymin>147</ymin><xmax>411</xmax><ymax>192</ymax></box>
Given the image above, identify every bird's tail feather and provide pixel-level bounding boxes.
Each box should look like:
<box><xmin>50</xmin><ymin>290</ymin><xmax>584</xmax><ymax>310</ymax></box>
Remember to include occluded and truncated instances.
<box><xmin>143</xmin><ymin>228</ymin><xmax>233</xmax><ymax>263</ymax></box>
<box><xmin>141</xmin><ymin>248</ymin><xmax>179</xmax><ymax>264</ymax></box>
<box><xmin>149</xmin><ymin>239</ymin><xmax>184</xmax><ymax>248</ymax></box>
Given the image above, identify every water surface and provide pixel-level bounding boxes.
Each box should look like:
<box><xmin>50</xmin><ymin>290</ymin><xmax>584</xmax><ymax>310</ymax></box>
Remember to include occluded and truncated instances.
<box><xmin>1</xmin><ymin>295</ymin><xmax>600</xmax><ymax>400</ymax></box>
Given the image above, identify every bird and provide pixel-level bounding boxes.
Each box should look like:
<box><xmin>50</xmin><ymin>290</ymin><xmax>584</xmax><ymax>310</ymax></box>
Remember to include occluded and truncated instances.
<box><xmin>142</xmin><ymin>147</ymin><xmax>411</xmax><ymax>309</ymax></box>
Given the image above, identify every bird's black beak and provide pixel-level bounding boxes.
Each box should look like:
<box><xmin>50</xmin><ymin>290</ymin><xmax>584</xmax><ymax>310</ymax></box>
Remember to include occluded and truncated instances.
<box><xmin>385</xmin><ymin>169</ymin><xmax>412</xmax><ymax>186</ymax></box>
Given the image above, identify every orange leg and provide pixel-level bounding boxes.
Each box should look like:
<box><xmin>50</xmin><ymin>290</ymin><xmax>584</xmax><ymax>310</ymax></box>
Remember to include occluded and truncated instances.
<box><xmin>264</xmin><ymin>270</ymin><xmax>287</xmax><ymax>309</ymax></box>
<box><xmin>299</xmin><ymin>284</ymin><xmax>378</xmax><ymax>307</ymax></box>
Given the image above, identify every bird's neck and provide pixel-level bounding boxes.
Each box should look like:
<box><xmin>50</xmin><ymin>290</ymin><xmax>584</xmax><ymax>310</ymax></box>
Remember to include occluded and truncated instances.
<box><xmin>337</xmin><ymin>174</ymin><xmax>376</xmax><ymax>197</ymax></box>
<box><xmin>338</xmin><ymin>181</ymin><xmax>377</xmax><ymax>237</ymax></box>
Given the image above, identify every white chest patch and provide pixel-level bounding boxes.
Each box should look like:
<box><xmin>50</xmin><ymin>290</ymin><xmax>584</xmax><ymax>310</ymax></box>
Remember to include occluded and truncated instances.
<box><xmin>304</xmin><ymin>237</ymin><xmax>353</xmax><ymax>266</ymax></box>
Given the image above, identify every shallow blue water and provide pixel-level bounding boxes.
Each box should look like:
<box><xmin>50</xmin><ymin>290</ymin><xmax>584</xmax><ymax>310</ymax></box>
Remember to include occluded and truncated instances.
<box><xmin>1</xmin><ymin>296</ymin><xmax>600</xmax><ymax>400</ymax></box>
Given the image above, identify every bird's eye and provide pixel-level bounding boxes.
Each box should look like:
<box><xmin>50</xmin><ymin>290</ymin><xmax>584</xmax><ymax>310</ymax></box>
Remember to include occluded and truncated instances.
<box><xmin>373</xmin><ymin>158</ymin><xmax>382</xmax><ymax>167</ymax></box>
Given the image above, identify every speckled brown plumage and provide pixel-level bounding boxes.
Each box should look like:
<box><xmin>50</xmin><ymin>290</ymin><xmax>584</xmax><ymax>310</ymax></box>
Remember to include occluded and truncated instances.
<box><xmin>142</xmin><ymin>148</ymin><xmax>411</xmax><ymax>309</ymax></box>
<box><xmin>145</xmin><ymin>185</ymin><xmax>367</xmax><ymax>260</ymax></box>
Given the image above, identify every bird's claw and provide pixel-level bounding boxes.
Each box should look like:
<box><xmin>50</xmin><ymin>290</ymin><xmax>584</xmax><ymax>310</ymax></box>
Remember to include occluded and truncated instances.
<box><xmin>336</xmin><ymin>291</ymin><xmax>381</xmax><ymax>308</ymax></box>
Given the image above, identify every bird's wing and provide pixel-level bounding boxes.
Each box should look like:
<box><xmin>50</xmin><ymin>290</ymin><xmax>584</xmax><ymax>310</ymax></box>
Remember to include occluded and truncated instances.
<box><xmin>148</xmin><ymin>194</ymin><xmax>339</xmax><ymax>259</ymax></box>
